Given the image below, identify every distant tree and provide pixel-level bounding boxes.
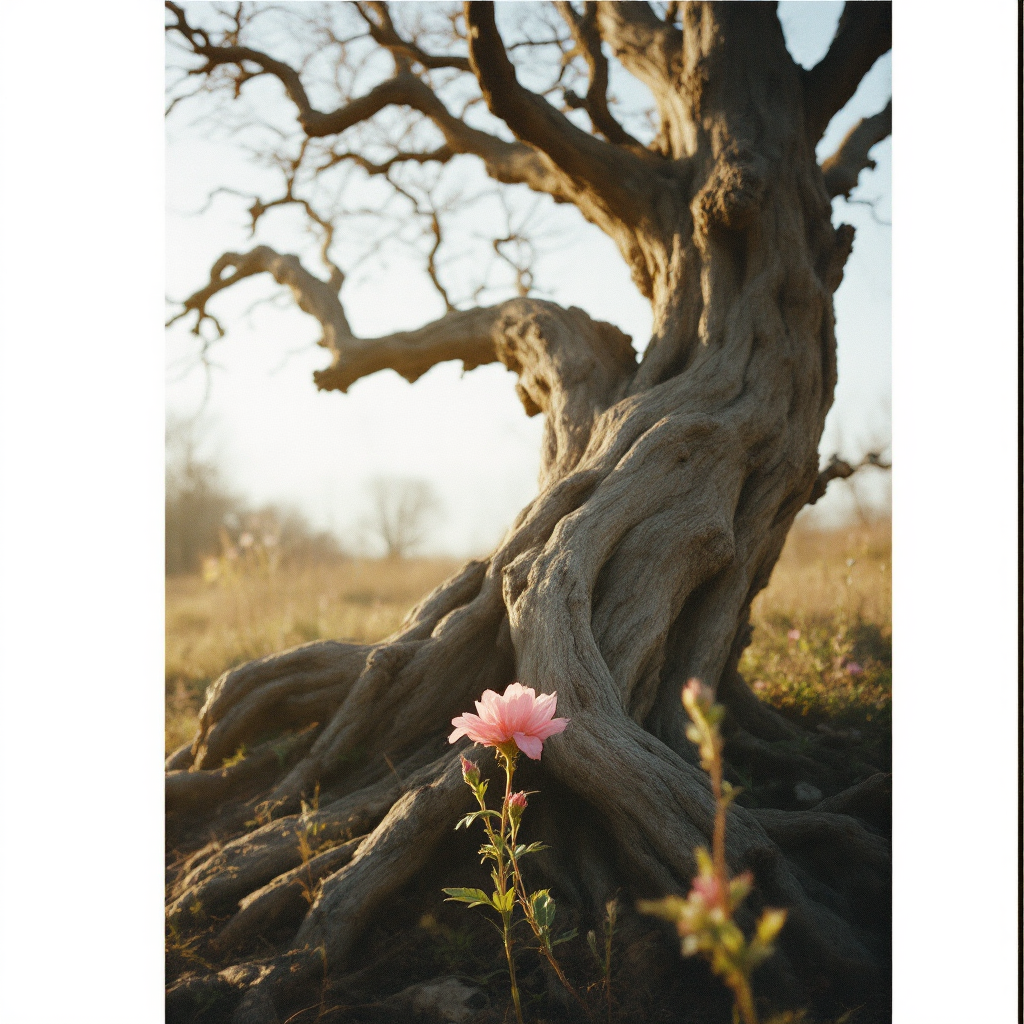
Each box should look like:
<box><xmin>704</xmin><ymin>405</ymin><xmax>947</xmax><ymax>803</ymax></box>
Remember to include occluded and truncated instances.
<box><xmin>240</xmin><ymin>503</ymin><xmax>346</xmax><ymax>564</ymax></box>
<box><xmin>165</xmin><ymin>4</ymin><xmax>892</xmax><ymax>1021</ymax></box>
<box><xmin>364</xmin><ymin>476</ymin><xmax>441</xmax><ymax>558</ymax></box>
<box><xmin>166</xmin><ymin>417</ymin><xmax>344</xmax><ymax>575</ymax></box>
<box><xmin>165</xmin><ymin>415</ymin><xmax>239</xmax><ymax>575</ymax></box>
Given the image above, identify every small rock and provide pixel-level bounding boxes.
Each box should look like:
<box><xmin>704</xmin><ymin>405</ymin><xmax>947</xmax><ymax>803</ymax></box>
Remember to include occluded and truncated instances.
<box><xmin>794</xmin><ymin>782</ymin><xmax>823</xmax><ymax>805</ymax></box>
<box><xmin>385</xmin><ymin>976</ymin><xmax>488</xmax><ymax>1022</ymax></box>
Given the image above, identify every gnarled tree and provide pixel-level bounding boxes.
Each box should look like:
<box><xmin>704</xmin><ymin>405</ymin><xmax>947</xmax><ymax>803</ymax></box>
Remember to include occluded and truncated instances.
<box><xmin>165</xmin><ymin>3</ymin><xmax>892</xmax><ymax>1022</ymax></box>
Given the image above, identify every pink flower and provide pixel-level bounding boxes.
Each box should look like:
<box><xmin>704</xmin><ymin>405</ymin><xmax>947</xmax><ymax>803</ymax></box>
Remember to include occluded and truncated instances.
<box><xmin>689</xmin><ymin>873</ymin><xmax>724</xmax><ymax>908</ymax></box>
<box><xmin>507</xmin><ymin>791</ymin><xmax>528</xmax><ymax>823</ymax></box>
<box><xmin>449</xmin><ymin>682</ymin><xmax>569</xmax><ymax>760</ymax></box>
<box><xmin>507</xmin><ymin>791</ymin><xmax>528</xmax><ymax>812</ymax></box>
<box><xmin>787</xmin><ymin>628</ymin><xmax>801</xmax><ymax>642</ymax></box>
<box><xmin>845</xmin><ymin>661</ymin><xmax>864</xmax><ymax>676</ymax></box>
<box><xmin>682</xmin><ymin>678</ymin><xmax>713</xmax><ymax>708</ymax></box>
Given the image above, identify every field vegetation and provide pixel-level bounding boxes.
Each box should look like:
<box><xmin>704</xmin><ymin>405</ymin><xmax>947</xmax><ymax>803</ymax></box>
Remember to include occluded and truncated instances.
<box><xmin>166</xmin><ymin>516</ymin><xmax>890</xmax><ymax>765</ymax></box>
<box><xmin>166</xmin><ymin>552</ymin><xmax>462</xmax><ymax>755</ymax></box>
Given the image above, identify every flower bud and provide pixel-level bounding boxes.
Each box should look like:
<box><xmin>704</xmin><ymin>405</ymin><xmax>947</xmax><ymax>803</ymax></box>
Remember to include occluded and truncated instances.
<box><xmin>460</xmin><ymin>756</ymin><xmax>480</xmax><ymax>787</ymax></box>
<box><xmin>689</xmin><ymin>873</ymin><xmax>724</xmax><ymax>909</ymax></box>
<box><xmin>507</xmin><ymin>790</ymin><xmax>528</xmax><ymax>823</ymax></box>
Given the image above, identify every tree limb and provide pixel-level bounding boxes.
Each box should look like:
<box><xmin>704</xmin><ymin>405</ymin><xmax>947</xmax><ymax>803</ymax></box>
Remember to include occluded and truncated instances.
<box><xmin>807</xmin><ymin>451</ymin><xmax>891</xmax><ymax>506</ymax></box>
<box><xmin>165</xmin><ymin>2</ymin><xmax>568</xmax><ymax>201</ymax></box>
<box><xmin>592</xmin><ymin>1</ymin><xmax>683</xmax><ymax>149</ymax></box>
<box><xmin>802</xmin><ymin>2</ymin><xmax>892</xmax><ymax>143</ymax></box>
<box><xmin>322</xmin><ymin>144</ymin><xmax>454</xmax><ymax>177</ymax></box>
<box><xmin>820</xmin><ymin>99</ymin><xmax>891</xmax><ymax>200</ymax></box>
<box><xmin>170</xmin><ymin>247</ymin><xmax>636</xmax><ymax>415</ymax></box>
<box><xmin>463</xmin><ymin>1</ymin><xmax>653</xmax><ymax>212</ymax></box>
<box><xmin>166</xmin><ymin>245</ymin><xmax>350</xmax><ymax>340</ymax></box>
<box><xmin>353</xmin><ymin>1</ymin><xmax>472</xmax><ymax>72</ymax></box>
<box><xmin>553</xmin><ymin>1</ymin><xmax>645</xmax><ymax>151</ymax></box>
<box><xmin>166</xmin><ymin>2</ymin><xmax>318</xmax><ymax>122</ymax></box>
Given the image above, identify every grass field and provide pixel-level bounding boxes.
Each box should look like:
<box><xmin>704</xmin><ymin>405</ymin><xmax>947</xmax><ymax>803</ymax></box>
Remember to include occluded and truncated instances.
<box><xmin>166</xmin><ymin>518</ymin><xmax>891</xmax><ymax>759</ymax></box>
<box><xmin>743</xmin><ymin>516</ymin><xmax>891</xmax><ymax>751</ymax></box>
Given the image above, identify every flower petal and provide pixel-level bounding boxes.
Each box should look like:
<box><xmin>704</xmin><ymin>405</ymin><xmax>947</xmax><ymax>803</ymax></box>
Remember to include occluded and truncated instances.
<box><xmin>513</xmin><ymin>732</ymin><xmax>544</xmax><ymax>760</ymax></box>
<box><xmin>532</xmin><ymin>716</ymin><xmax>569</xmax><ymax>740</ymax></box>
<box><xmin>450</xmin><ymin>712</ymin><xmax>506</xmax><ymax>746</ymax></box>
<box><xmin>503</xmin><ymin>681</ymin><xmax>535</xmax><ymax>701</ymax></box>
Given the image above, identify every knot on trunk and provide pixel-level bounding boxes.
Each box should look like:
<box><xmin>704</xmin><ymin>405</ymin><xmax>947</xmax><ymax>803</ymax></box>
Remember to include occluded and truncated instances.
<box><xmin>495</xmin><ymin>301</ymin><xmax>636</xmax><ymax>419</ymax></box>
<box><xmin>693</xmin><ymin>143</ymin><xmax>768</xmax><ymax>239</ymax></box>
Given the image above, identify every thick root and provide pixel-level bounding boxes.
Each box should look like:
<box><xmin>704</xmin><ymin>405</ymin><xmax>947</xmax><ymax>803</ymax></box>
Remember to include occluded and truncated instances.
<box><xmin>212</xmin><ymin>836</ymin><xmax>363</xmax><ymax>955</ymax></box>
<box><xmin>294</xmin><ymin>753</ymin><xmax>466</xmax><ymax>964</ymax></box>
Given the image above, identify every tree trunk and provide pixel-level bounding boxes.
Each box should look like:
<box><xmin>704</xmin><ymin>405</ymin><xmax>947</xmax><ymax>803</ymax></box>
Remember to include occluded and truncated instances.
<box><xmin>166</xmin><ymin>5</ymin><xmax>890</xmax><ymax>1022</ymax></box>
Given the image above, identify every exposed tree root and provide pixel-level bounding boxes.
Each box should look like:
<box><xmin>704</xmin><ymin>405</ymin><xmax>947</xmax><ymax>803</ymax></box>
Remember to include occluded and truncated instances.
<box><xmin>294</xmin><ymin>754</ymin><xmax>467</xmax><ymax>963</ymax></box>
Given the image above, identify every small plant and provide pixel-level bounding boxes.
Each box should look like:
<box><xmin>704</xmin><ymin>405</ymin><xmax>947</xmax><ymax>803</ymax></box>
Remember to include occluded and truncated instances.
<box><xmin>203</xmin><ymin>527</ymin><xmax>282</xmax><ymax>587</ymax></box>
<box><xmin>587</xmin><ymin>898</ymin><xmax>618</xmax><ymax>1022</ymax></box>
<box><xmin>444</xmin><ymin>682</ymin><xmax>573</xmax><ymax>1024</ymax></box>
<box><xmin>296</xmin><ymin>783</ymin><xmax>325</xmax><ymax>904</ymax></box>
<box><xmin>640</xmin><ymin>679</ymin><xmax>787</xmax><ymax>1024</ymax></box>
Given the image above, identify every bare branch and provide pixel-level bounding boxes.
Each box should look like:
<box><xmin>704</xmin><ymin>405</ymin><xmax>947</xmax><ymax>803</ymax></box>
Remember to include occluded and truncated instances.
<box><xmin>802</xmin><ymin>2</ymin><xmax>892</xmax><ymax>143</ymax></box>
<box><xmin>319</xmin><ymin>305</ymin><xmax>503</xmax><ymax>393</ymax></box>
<box><xmin>353</xmin><ymin>1</ymin><xmax>471</xmax><ymax>72</ymax></box>
<box><xmin>167</xmin><ymin>2</ymin><xmax>573</xmax><ymax>203</ymax></box>
<box><xmin>382</xmin><ymin>176</ymin><xmax>456</xmax><ymax>312</ymax></box>
<box><xmin>322</xmin><ymin>144</ymin><xmax>454</xmax><ymax>177</ymax></box>
<box><xmin>170</xmin><ymin>244</ymin><xmax>637</xmax><ymax>481</ymax></box>
<box><xmin>170</xmin><ymin>242</ymin><xmax>493</xmax><ymax>392</ymax></box>
<box><xmin>820</xmin><ymin>99</ymin><xmax>891</xmax><ymax>200</ymax></box>
<box><xmin>807</xmin><ymin>451</ymin><xmax>891</xmax><ymax>507</ymax></box>
<box><xmin>166</xmin><ymin>2</ymin><xmax>318</xmax><ymax>122</ymax></box>
<box><xmin>168</xmin><ymin>245</ymin><xmax>349</xmax><ymax>341</ymax></box>
<box><xmin>463</xmin><ymin>1</ymin><xmax>652</xmax><ymax>205</ymax></box>
<box><xmin>845</xmin><ymin>195</ymin><xmax>891</xmax><ymax>227</ymax></box>
<box><xmin>553</xmin><ymin>1</ymin><xmax>644</xmax><ymax>151</ymax></box>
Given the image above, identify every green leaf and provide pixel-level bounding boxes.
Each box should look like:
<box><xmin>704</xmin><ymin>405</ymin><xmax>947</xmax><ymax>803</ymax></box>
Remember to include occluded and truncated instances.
<box><xmin>637</xmin><ymin>895</ymin><xmax>688</xmax><ymax>923</ymax></box>
<box><xmin>442</xmin><ymin>887</ymin><xmax>491</xmax><ymax>908</ymax></box>
<box><xmin>694</xmin><ymin>847</ymin><xmax>714</xmax><ymax>877</ymax></box>
<box><xmin>512</xmin><ymin>842</ymin><xmax>548</xmax><ymax>860</ymax></box>
<box><xmin>756</xmin><ymin>908</ymin><xmax>786</xmax><ymax>945</ymax></box>
<box><xmin>530</xmin><ymin>890</ymin><xmax>557</xmax><ymax>931</ymax></box>
<box><xmin>550</xmin><ymin>928</ymin><xmax>577</xmax><ymax>948</ymax></box>
<box><xmin>455</xmin><ymin>809</ymin><xmax>501</xmax><ymax>830</ymax></box>
<box><xmin>491</xmin><ymin>888</ymin><xmax>516</xmax><ymax>913</ymax></box>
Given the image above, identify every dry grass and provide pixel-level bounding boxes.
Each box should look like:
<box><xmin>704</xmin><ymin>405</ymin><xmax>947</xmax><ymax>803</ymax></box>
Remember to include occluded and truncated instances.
<box><xmin>742</xmin><ymin>516</ymin><xmax>891</xmax><ymax>761</ymax></box>
<box><xmin>166</xmin><ymin>519</ymin><xmax>891</xmax><ymax>758</ymax></box>
<box><xmin>166</xmin><ymin>555</ymin><xmax>460</xmax><ymax>754</ymax></box>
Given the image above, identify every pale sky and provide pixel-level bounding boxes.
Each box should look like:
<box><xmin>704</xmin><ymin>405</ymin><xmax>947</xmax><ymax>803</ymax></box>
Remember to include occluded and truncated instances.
<box><xmin>166</xmin><ymin>1</ymin><xmax>892</xmax><ymax>555</ymax></box>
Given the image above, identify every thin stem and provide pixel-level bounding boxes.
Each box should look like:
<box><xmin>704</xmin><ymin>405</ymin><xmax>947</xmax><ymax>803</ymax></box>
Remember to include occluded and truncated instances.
<box><xmin>504</xmin><ymin>914</ymin><xmax>525</xmax><ymax>1024</ymax></box>
<box><xmin>475</xmin><ymin>755</ymin><xmax>523</xmax><ymax>1024</ymax></box>
<box><xmin>603</xmin><ymin>902</ymin><xmax>615</xmax><ymax>1024</ymax></box>
<box><xmin>710</xmin><ymin>734</ymin><xmax>727</xmax><ymax>888</ymax></box>
<box><xmin>501</xmin><ymin>755</ymin><xmax>589</xmax><ymax>1017</ymax></box>
<box><xmin>732</xmin><ymin>976</ymin><xmax>757</xmax><ymax>1024</ymax></box>
<box><xmin>707</xmin><ymin>723</ymin><xmax>757</xmax><ymax>1024</ymax></box>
